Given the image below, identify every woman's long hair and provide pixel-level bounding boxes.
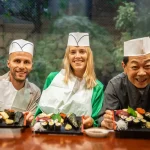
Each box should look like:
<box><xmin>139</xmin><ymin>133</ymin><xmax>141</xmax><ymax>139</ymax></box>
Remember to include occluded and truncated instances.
<box><xmin>63</xmin><ymin>46</ymin><xmax>97</xmax><ymax>89</ymax></box>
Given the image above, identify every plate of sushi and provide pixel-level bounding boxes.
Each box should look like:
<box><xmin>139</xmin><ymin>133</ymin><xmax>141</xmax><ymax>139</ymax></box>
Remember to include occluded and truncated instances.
<box><xmin>32</xmin><ymin>113</ymin><xmax>83</xmax><ymax>135</ymax></box>
<box><xmin>0</xmin><ymin>109</ymin><xmax>26</xmax><ymax>128</ymax></box>
<box><xmin>113</xmin><ymin>106</ymin><xmax>150</xmax><ymax>138</ymax></box>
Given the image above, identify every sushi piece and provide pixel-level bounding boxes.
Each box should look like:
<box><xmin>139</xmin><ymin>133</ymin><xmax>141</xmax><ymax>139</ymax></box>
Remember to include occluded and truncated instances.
<box><xmin>65</xmin><ymin>123</ymin><xmax>72</xmax><ymax>131</ymax></box>
<box><xmin>0</xmin><ymin>112</ymin><xmax>9</xmax><ymax>120</ymax></box>
<box><xmin>133</xmin><ymin>118</ymin><xmax>140</xmax><ymax>128</ymax></box>
<box><xmin>115</xmin><ymin>110</ymin><xmax>129</xmax><ymax>117</ymax></box>
<box><xmin>41</xmin><ymin>121</ymin><xmax>48</xmax><ymax>129</ymax></box>
<box><xmin>55</xmin><ymin>122</ymin><xmax>61</xmax><ymax>131</ymax></box>
<box><xmin>140</xmin><ymin>119</ymin><xmax>146</xmax><ymax>128</ymax></box>
<box><xmin>135</xmin><ymin>111</ymin><xmax>143</xmax><ymax>119</ymax></box>
<box><xmin>48</xmin><ymin>120</ymin><xmax>54</xmax><ymax>131</ymax></box>
<box><xmin>67</xmin><ymin>113</ymin><xmax>79</xmax><ymax>129</ymax></box>
<box><xmin>144</xmin><ymin>112</ymin><xmax>150</xmax><ymax>121</ymax></box>
<box><xmin>146</xmin><ymin>122</ymin><xmax>150</xmax><ymax>128</ymax></box>
<box><xmin>120</xmin><ymin>115</ymin><xmax>127</xmax><ymax>120</ymax></box>
<box><xmin>125</xmin><ymin>117</ymin><xmax>133</xmax><ymax>127</ymax></box>
<box><xmin>60</xmin><ymin>118</ymin><xmax>64</xmax><ymax>124</ymax></box>
<box><xmin>136</xmin><ymin>108</ymin><xmax>145</xmax><ymax>115</ymax></box>
<box><xmin>0</xmin><ymin>115</ymin><xmax>3</xmax><ymax>123</ymax></box>
<box><xmin>5</xmin><ymin>119</ymin><xmax>14</xmax><ymax>125</ymax></box>
<box><xmin>4</xmin><ymin>109</ymin><xmax>15</xmax><ymax>120</ymax></box>
<box><xmin>14</xmin><ymin>112</ymin><xmax>24</xmax><ymax>124</ymax></box>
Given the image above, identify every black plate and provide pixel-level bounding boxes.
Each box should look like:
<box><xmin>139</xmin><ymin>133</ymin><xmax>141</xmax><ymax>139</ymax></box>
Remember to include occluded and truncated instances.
<box><xmin>115</xmin><ymin>128</ymin><xmax>150</xmax><ymax>138</ymax></box>
<box><xmin>0</xmin><ymin>118</ymin><xmax>25</xmax><ymax>128</ymax></box>
<box><xmin>114</xmin><ymin>112</ymin><xmax>150</xmax><ymax>139</ymax></box>
<box><xmin>33</xmin><ymin>116</ymin><xmax>83</xmax><ymax>135</ymax></box>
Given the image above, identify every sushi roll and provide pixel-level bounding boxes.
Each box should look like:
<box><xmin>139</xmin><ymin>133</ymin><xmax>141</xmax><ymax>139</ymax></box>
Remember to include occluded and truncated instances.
<box><xmin>125</xmin><ymin>117</ymin><xmax>133</xmax><ymax>127</ymax></box>
<box><xmin>140</xmin><ymin>119</ymin><xmax>146</xmax><ymax>128</ymax></box>
<box><xmin>0</xmin><ymin>115</ymin><xmax>3</xmax><ymax>123</ymax></box>
<box><xmin>144</xmin><ymin>112</ymin><xmax>150</xmax><ymax>121</ymax></box>
<box><xmin>48</xmin><ymin>120</ymin><xmax>54</xmax><ymax>131</ymax></box>
<box><xmin>67</xmin><ymin>113</ymin><xmax>79</xmax><ymax>129</ymax></box>
<box><xmin>133</xmin><ymin>118</ymin><xmax>140</xmax><ymax>128</ymax></box>
<box><xmin>41</xmin><ymin>121</ymin><xmax>48</xmax><ymax>129</ymax></box>
<box><xmin>146</xmin><ymin>122</ymin><xmax>150</xmax><ymax>128</ymax></box>
<box><xmin>55</xmin><ymin>122</ymin><xmax>61</xmax><ymax>131</ymax></box>
<box><xmin>14</xmin><ymin>112</ymin><xmax>24</xmax><ymax>124</ymax></box>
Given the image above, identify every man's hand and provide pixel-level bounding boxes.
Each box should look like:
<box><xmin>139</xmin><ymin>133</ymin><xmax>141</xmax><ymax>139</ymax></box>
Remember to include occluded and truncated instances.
<box><xmin>83</xmin><ymin>115</ymin><xmax>94</xmax><ymax>129</ymax></box>
<box><xmin>101</xmin><ymin>110</ymin><xmax>114</xmax><ymax>129</ymax></box>
<box><xmin>23</xmin><ymin>111</ymin><xmax>34</xmax><ymax>124</ymax></box>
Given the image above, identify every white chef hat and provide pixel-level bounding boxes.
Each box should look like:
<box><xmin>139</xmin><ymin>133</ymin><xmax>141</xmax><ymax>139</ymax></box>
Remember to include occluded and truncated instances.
<box><xmin>9</xmin><ymin>39</ymin><xmax>34</xmax><ymax>56</ymax></box>
<box><xmin>124</xmin><ymin>37</ymin><xmax>150</xmax><ymax>56</ymax></box>
<box><xmin>67</xmin><ymin>32</ymin><xmax>90</xmax><ymax>46</ymax></box>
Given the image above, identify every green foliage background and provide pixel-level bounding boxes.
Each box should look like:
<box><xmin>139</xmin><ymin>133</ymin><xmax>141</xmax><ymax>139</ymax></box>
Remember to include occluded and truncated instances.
<box><xmin>1</xmin><ymin>0</ymin><xmax>150</xmax><ymax>90</ymax></box>
<box><xmin>31</xmin><ymin>16</ymin><xmax>116</xmax><ymax>89</ymax></box>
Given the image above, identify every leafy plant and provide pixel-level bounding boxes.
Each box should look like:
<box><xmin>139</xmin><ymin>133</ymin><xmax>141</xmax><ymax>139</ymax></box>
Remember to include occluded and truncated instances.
<box><xmin>32</xmin><ymin>15</ymin><xmax>114</xmax><ymax>89</ymax></box>
<box><xmin>114</xmin><ymin>2</ymin><xmax>137</xmax><ymax>34</ymax></box>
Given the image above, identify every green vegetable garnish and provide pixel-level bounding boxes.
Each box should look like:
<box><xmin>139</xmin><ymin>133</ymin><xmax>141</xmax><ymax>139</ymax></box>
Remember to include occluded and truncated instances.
<box><xmin>51</xmin><ymin>113</ymin><xmax>61</xmax><ymax>122</ymax></box>
<box><xmin>127</xmin><ymin>106</ymin><xmax>137</xmax><ymax>117</ymax></box>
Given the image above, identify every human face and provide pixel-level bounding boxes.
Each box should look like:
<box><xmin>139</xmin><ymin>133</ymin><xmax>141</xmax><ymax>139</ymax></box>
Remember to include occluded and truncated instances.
<box><xmin>123</xmin><ymin>54</ymin><xmax>150</xmax><ymax>88</ymax></box>
<box><xmin>69</xmin><ymin>46</ymin><xmax>88</xmax><ymax>77</ymax></box>
<box><xmin>7</xmin><ymin>52</ymin><xmax>33</xmax><ymax>82</ymax></box>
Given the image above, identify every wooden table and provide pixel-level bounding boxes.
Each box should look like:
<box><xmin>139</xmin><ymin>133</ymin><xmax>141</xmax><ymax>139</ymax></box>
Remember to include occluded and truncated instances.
<box><xmin>0</xmin><ymin>128</ymin><xmax>150</xmax><ymax>150</ymax></box>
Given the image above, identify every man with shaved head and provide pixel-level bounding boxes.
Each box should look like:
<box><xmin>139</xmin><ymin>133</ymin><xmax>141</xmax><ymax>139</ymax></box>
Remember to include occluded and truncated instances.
<box><xmin>0</xmin><ymin>39</ymin><xmax>41</xmax><ymax>123</ymax></box>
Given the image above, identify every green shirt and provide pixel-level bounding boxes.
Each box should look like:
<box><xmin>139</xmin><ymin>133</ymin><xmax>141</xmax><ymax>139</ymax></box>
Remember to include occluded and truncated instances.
<box><xmin>35</xmin><ymin>72</ymin><xmax>104</xmax><ymax>127</ymax></box>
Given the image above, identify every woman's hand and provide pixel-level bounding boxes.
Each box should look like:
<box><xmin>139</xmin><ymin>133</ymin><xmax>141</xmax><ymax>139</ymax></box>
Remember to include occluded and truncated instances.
<box><xmin>83</xmin><ymin>115</ymin><xmax>94</xmax><ymax>129</ymax></box>
<box><xmin>23</xmin><ymin>111</ymin><xmax>34</xmax><ymax>124</ymax></box>
<box><xmin>101</xmin><ymin>110</ymin><xmax>114</xmax><ymax>129</ymax></box>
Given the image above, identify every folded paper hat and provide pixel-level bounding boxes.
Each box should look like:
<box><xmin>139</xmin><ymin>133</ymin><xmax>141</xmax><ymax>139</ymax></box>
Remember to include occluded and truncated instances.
<box><xmin>67</xmin><ymin>32</ymin><xmax>90</xmax><ymax>46</ymax></box>
<box><xmin>124</xmin><ymin>37</ymin><xmax>150</xmax><ymax>56</ymax></box>
<box><xmin>9</xmin><ymin>39</ymin><xmax>34</xmax><ymax>55</ymax></box>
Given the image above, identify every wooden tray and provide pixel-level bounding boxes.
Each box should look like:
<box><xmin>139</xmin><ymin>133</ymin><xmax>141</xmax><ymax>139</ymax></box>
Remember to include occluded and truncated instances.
<box><xmin>33</xmin><ymin>116</ymin><xmax>83</xmax><ymax>135</ymax></box>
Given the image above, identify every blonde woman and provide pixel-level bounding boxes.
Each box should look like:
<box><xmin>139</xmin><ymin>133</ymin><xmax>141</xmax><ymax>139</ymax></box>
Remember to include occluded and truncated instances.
<box><xmin>35</xmin><ymin>32</ymin><xmax>104</xmax><ymax>128</ymax></box>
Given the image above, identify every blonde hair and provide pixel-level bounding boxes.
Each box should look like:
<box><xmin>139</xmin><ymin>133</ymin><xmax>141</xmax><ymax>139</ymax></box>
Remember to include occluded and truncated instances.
<box><xmin>63</xmin><ymin>46</ymin><xmax>97</xmax><ymax>89</ymax></box>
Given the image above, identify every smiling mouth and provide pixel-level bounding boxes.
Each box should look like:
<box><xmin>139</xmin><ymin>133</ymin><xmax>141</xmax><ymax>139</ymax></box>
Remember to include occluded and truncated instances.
<box><xmin>136</xmin><ymin>78</ymin><xmax>147</xmax><ymax>83</ymax></box>
<box><xmin>17</xmin><ymin>72</ymin><xmax>27</xmax><ymax>75</ymax></box>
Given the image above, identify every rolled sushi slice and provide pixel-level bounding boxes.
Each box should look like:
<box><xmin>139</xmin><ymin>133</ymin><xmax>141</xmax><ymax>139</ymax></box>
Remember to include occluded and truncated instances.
<box><xmin>48</xmin><ymin>120</ymin><xmax>54</xmax><ymax>131</ymax></box>
<box><xmin>133</xmin><ymin>118</ymin><xmax>140</xmax><ymax>128</ymax></box>
<box><xmin>144</xmin><ymin>112</ymin><xmax>150</xmax><ymax>121</ymax></box>
<box><xmin>67</xmin><ymin>113</ymin><xmax>79</xmax><ymax>129</ymax></box>
<box><xmin>0</xmin><ymin>115</ymin><xmax>2</xmax><ymax>123</ymax></box>
<box><xmin>55</xmin><ymin>122</ymin><xmax>61</xmax><ymax>131</ymax></box>
<box><xmin>125</xmin><ymin>117</ymin><xmax>133</xmax><ymax>127</ymax></box>
<box><xmin>140</xmin><ymin>119</ymin><xmax>147</xmax><ymax>128</ymax></box>
<box><xmin>14</xmin><ymin>112</ymin><xmax>24</xmax><ymax>124</ymax></box>
<box><xmin>41</xmin><ymin>121</ymin><xmax>48</xmax><ymax>129</ymax></box>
